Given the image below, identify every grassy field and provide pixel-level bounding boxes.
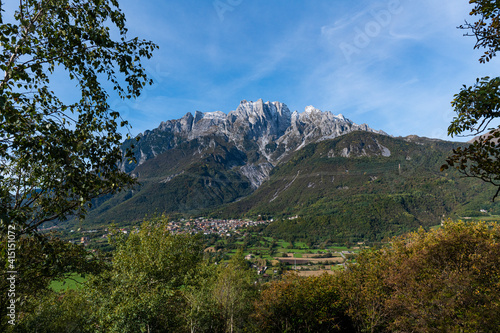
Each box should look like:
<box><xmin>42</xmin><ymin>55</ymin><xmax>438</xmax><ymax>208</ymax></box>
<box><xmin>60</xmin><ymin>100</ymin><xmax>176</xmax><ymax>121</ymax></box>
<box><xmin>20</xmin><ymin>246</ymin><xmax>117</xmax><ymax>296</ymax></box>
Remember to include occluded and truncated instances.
<box><xmin>213</xmin><ymin>234</ymin><xmax>362</xmax><ymax>276</ymax></box>
<box><xmin>223</xmin><ymin>245</ymin><xmax>354</xmax><ymax>271</ymax></box>
<box><xmin>50</xmin><ymin>273</ymin><xmax>87</xmax><ymax>292</ymax></box>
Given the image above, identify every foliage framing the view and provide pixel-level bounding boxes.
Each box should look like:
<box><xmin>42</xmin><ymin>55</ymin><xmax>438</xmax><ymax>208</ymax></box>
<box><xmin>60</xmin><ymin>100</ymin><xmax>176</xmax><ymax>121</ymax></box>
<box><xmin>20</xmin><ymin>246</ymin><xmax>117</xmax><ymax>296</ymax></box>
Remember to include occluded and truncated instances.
<box><xmin>443</xmin><ymin>0</ymin><xmax>500</xmax><ymax>200</ymax></box>
<box><xmin>0</xmin><ymin>0</ymin><xmax>157</xmax><ymax>234</ymax></box>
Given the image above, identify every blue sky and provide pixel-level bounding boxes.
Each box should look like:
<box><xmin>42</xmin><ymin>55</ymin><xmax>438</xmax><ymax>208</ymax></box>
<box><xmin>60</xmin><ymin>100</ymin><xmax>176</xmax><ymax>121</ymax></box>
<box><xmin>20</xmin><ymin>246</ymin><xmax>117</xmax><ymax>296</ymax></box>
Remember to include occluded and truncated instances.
<box><xmin>6</xmin><ymin>0</ymin><xmax>499</xmax><ymax>141</ymax></box>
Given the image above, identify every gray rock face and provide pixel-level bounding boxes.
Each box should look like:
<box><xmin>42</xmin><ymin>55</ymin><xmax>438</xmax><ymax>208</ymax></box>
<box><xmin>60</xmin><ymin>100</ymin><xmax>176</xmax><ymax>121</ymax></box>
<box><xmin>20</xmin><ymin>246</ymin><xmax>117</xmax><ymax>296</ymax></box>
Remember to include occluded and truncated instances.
<box><xmin>276</xmin><ymin>106</ymin><xmax>385</xmax><ymax>157</ymax></box>
<box><xmin>327</xmin><ymin>137</ymin><xmax>391</xmax><ymax>158</ymax></box>
<box><xmin>239</xmin><ymin>162</ymin><xmax>274</xmax><ymax>189</ymax></box>
<box><xmin>155</xmin><ymin>99</ymin><xmax>291</xmax><ymax>142</ymax></box>
<box><xmin>122</xmin><ymin>99</ymin><xmax>385</xmax><ymax>185</ymax></box>
<box><xmin>228</xmin><ymin>99</ymin><xmax>292</xmax><ymax>139</ymax></box>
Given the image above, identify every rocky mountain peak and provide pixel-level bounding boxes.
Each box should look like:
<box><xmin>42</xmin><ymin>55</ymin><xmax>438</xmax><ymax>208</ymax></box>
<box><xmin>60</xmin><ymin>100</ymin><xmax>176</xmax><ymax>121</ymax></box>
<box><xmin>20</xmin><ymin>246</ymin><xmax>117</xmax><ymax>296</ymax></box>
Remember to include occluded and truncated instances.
<box><xmin>304</xmin><ymin>105</ymin><xmax>318</xmax><ymax>114</ymax></box>
<box><xmin>301</xmin><ymin>106</ymin><xmax>348</xmax><ymax>122</ymax></box>
<box><xmin>226</xmin><ymin>99</ymin><xmax>292</xmax><ymax>145</ymax></box>
<box><xmin>230</xmin><ymin>99</ymin><xmax>291</xmax><ymax>125</ymax></box>
<box><xmin>122</xmin><ymin>99</ymin><xmax>385</xmax><ymax>176</ymax></box>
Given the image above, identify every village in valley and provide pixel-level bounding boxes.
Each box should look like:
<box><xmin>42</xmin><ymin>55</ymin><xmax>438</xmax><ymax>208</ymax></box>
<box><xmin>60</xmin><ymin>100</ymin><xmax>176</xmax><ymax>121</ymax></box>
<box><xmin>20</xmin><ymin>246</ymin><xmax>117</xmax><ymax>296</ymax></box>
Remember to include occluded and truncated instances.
<box><xmin>165</xmin><ymin>217</ymin><xmax>272</xmax><ymax>236</ymax></box>
<box><xmin>64</xmin><ymin>217</ymin><xmax>273</xmax><ymax>246</ymax></box>
<box><xmin>55</xmin><ymin>216</ymin><xmax>359</xmax><ymax>279</ymax></box>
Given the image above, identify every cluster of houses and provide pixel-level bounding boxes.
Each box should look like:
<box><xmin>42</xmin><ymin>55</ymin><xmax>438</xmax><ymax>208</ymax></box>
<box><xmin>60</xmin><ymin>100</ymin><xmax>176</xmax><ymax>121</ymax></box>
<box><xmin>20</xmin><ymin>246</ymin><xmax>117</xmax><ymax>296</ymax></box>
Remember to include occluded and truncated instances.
<box><xmin>67</xmin><ymin>218</ymin><xmax>272</xmax><ymax>246</ymax></box>
<box><xmin>166</xmin><ymin>217</ymin><xmax>272</xmax><ymax>236</ymax></box>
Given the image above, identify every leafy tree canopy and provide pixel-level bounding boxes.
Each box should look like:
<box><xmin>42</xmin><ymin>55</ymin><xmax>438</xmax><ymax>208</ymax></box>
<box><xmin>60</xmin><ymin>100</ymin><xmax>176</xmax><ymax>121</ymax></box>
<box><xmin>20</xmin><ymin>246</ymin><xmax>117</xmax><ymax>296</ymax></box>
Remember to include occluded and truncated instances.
<box><xmin>0</xmin><ymin>0</ymin><xmax>157</xmax><ymax>234</ymax></box>
<box><xmin>85</xmin><ymin>216</ymin><xmax>204</xmax><ymax>332</ymax></box>
<box><xmin>460</xmin><ymin>0</ymin><xmax>500</xmax><ymax>63</ymax></box>
<box><xmin>443</xmin><ymin>0</ymin><xmax>500</xmax><ymax>200</ymax></box>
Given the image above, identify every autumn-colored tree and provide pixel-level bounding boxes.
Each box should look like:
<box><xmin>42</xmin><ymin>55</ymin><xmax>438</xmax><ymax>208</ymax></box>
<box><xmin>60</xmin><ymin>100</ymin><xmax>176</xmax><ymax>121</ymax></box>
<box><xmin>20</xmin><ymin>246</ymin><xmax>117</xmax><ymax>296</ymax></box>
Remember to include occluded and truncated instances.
<box><xmin>340</xmin><ymin>220</ymin><xmax>500</xmax><ymax>332</ymax></box>
<box><xmin>254</xmin><ymin>272</ymin><xmax>353</xmax><ymax>333</ymax></box>
<box><xmin>338</xmin><ymin>250</ymin><xmax>393</xmax><ymax>333</ymax></box>
<box><xmin>383</xmin><ymin>221</ymin><xmax>500</xmax><ymax>332</ymax></box>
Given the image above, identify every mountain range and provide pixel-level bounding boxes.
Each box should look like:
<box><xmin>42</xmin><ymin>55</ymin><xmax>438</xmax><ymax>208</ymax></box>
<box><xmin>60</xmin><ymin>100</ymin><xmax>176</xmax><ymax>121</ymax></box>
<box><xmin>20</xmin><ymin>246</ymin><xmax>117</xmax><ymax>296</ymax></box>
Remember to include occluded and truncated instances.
<box><xmin>119</xmin><ymin>99</ymin><xmax>385</xmax><ymax>186</ymax></box>
<box><xmin>81</xmin><ymin>99</ymin><xmax>500</xmax><ymax>242</ymax></box>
